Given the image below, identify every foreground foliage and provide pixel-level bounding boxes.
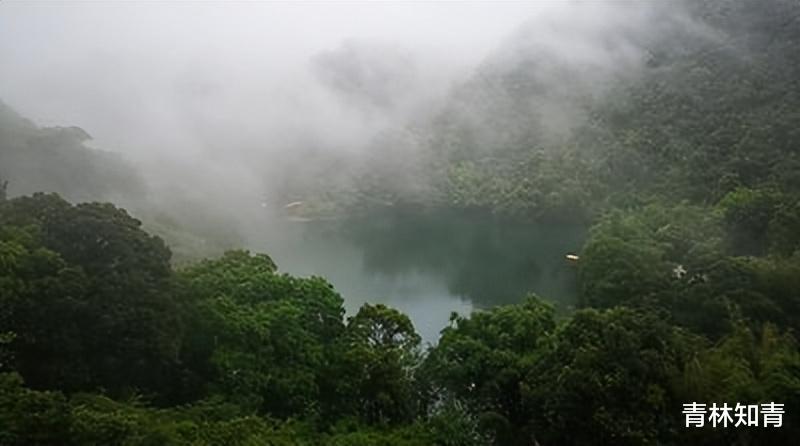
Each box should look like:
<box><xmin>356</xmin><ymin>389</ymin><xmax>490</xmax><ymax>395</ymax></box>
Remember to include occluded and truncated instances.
<box><xmin>2</xmin><ymin>190</ymin><xmax>799</xmax><ymax>445</ymax></box>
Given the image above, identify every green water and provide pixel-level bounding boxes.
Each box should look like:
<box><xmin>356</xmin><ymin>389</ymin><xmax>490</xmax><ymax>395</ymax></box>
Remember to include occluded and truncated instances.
<box><xmin>262</xmin><ymin>208</ymin><xmax>586</xmax><ymax>343</ymax></box>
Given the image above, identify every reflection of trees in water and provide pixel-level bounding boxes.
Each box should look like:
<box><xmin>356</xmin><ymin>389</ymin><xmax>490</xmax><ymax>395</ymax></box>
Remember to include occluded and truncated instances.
<box><xmin>336</xmin><ymin>207</ymin><xmax>586</xmax><ymax>308</ymax></box>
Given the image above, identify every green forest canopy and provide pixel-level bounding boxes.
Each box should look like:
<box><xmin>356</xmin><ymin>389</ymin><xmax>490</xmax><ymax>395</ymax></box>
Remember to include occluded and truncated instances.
<box><xmin>2</xmin><ymin>0</ymin><xmax>800</xmax><ymax>444</ymax></box>
<box><xmin>2</xmin><ymin>191</ymin><xmax>799</xmax><ymax>445</ymax></box>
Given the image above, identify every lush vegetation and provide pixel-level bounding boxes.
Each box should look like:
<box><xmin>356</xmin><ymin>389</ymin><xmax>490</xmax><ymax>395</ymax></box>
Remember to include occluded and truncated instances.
<box><xmin>2</xmin><ymin>0</ymin><xmax>800</xmax><ymax>444</ymax></box>
<box><xmin>2</xmin><ymin>189</ymin><xmax>799</xmax><ymax>445</ymax></box>
<box><xmin>339</xmin><ymin>0</ymin><xmax>800</xmax><ymax>225</ymax></box>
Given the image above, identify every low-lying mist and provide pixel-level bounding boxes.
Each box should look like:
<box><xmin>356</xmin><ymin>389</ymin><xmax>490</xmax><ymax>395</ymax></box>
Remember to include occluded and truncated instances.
<box><xmin>1</xmin><ymin>1</ymin><xmax>703</xmax><ymax>248</ymax></box>
<box><xmin>0</xmin><ymin>1</ymin><xmax>727</xmax><ymax>336</ymax></box>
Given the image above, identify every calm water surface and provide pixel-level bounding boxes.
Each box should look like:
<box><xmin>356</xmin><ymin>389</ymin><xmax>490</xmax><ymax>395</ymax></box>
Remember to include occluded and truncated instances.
<box><xmin>258</xmin><ymin>208</ymin><xmax>586</xmax><ymax>344</ymax></box>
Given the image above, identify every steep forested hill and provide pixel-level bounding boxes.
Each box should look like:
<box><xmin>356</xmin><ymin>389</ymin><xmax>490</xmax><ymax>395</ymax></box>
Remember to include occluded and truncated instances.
<box><xmin>0</xmin><ymin>101</ymin><xmax>244</xmax><ymax>262</ymax></box>
<box><xmin>0</xmin><ymin>101</ymin><xmax>144</xmax><ymax>203</ymax></box>
<box><xmin>347</xmin><ymin>0</ymin><xmax>800</xmax><ymax>223</ymax></box>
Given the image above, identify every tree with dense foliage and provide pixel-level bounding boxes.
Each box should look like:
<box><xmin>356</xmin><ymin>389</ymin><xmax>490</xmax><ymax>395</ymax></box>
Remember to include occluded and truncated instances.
<box><xmin>332</xmin><ymin>303</ymin><xmax>421</xmax><ymax>425</ymax></box>
<box><xmin>423</xmin><ymin>296</ymin><xmax>555</xmax><ymax>445</ymax></box>
<box><xmin>526</xmin><ymin>308</ymin><xmax>699</xmax><ymax>446</ymax></box>
<box><xmin>177</xmin><ymin>250</ymin><xmax>346</xmax><ymax>417</ymax></box>
<box><xmin>0</xmin><ymin>193</ymin><xmax>184</xmax><ymax>400</ymax></box>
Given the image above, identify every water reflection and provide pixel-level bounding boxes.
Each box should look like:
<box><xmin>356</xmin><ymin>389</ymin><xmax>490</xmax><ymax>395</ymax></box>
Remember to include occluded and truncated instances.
<box><xmin>263</xmin><ymin>208</ymin><xmax>586</xmax><ymax>343</ymax></box>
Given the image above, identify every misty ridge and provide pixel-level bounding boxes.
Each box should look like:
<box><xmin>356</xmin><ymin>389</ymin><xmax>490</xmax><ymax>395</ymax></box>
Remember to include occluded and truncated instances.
<box><xmin>1</xmin><ymin>0</ymin><xmax>738</xmax><ymax>256</ymax></box>
<box><xmin>2</xmin><ymin>0</ymin><xmax>800</xmax><ymax>444</ymax></box>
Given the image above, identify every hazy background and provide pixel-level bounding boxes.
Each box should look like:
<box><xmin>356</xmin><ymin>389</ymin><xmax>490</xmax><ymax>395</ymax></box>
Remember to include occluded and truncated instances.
<box><xmin>0</xmin><ymin>1</ymin><xmax>696</xmax><ymax>341</ymax></box>
<box><xmin>0</xmin><ymin>1</ymin><xmax>546</xmax><ymax>206</ymax></box>
<box><xmin>0</xmin><ymin>1</ymin><xmax>683</xmax><ymax>222</ymax></box>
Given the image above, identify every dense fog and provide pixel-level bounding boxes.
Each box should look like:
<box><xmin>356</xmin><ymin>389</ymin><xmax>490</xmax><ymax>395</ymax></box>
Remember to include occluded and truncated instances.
<box><xmin>0</xmin><ymin>1</ymin><xmax>699</xmax><ymax>246</ymax></box>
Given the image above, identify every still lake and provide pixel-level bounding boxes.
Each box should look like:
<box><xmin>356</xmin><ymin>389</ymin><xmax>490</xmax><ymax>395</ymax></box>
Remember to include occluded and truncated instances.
<box><xmin>258</xmin><ymin>208</ymin><xmax>586</xmax><ymax>344</ymax></box>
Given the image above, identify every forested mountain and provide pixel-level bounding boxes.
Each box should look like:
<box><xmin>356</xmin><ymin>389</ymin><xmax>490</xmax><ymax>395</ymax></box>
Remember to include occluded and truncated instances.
<box><xmin>347</xmin><ymin>0</ymin><xmax>800</xmax><ymax>222</ymax></box>
<box><xmin>0</xmin><ymin>101</ymin><xmax>144</xmax><ymax>203</ymax></box>
<box><xmin>2</xmin><ymin>0</ymin><xmax>800</xmax><ymax>445</ymax></box>
<box><xmin>0</xmin><ymin>100</ymin><xmax>244</xmax><ymax>263</ymax></box>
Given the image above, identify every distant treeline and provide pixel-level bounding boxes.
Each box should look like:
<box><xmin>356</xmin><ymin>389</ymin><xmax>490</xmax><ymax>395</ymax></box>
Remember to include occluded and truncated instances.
<box><xmin>317</xmin><ymin>0</ymin><xmax>800</xmax><ymax>227</ymax></box>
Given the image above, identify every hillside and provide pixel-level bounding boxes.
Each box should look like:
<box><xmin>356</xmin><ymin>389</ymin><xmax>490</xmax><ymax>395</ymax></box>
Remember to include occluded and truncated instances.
<box><xmin>0</xmin><ymin>100</ymin><xmax>144</xmax><ymax>203</ymax></box>
<box><xmin>343</xmin><ymin>0</ymin><xmax>800</xmax><ymax>223</ymax></box>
